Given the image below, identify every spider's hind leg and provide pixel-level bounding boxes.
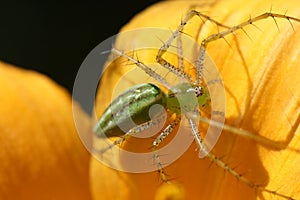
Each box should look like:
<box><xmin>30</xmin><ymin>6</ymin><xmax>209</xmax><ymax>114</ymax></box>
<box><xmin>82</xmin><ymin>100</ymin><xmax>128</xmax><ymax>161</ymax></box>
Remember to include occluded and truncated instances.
<box><xmin>95</xmin><ymin>116</ymin><xmax>165</xmax><ymax>155</ymax></box>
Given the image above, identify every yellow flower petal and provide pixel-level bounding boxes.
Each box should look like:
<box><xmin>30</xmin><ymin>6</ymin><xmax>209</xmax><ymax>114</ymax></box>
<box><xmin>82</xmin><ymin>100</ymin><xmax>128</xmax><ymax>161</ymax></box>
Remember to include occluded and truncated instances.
<box><xmin>0</xmin><ymin>62</ymin><xmax>92</xmax><ymax>200</ymax></box>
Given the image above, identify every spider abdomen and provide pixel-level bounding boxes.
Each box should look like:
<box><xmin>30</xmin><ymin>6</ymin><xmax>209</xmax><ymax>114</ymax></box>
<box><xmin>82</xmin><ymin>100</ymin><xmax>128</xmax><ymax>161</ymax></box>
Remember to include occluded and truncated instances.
<box><xmin>94</xmin><ymin>83</ymin><xmax>166</xmax><ymax>138</ymax></box>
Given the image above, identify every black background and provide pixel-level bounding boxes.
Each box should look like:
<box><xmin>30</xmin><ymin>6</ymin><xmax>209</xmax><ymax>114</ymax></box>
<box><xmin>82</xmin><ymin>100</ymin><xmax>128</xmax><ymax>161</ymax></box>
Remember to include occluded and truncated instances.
<box><xmin>0</xmin><ymin>1</ymin><xmax>160</xmax><ymax>94</ymax></box>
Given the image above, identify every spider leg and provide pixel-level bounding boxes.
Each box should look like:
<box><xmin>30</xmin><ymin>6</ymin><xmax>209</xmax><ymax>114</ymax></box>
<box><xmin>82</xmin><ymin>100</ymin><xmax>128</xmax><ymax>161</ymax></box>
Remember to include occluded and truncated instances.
<box><xmin>152</xmin><ymin>115</ymin><xmax>181</xmax><ymax>182</ymax></box>
<box><xmin>176</xmin><ymin>34</ymin><xmax>185</xmax><ymax>83</ymax></box>
<box><xmin>201</xmin><ymin>12</ymin><xmax>300</xmax><ymax>48</ymax></box>
<box><xmin>111</xmin><ymin>48</ymin><xmax>171</xmax><ymax>89</ymax></box>
<box><xmin>95</xmin><ymin>116</ymin><xmax>165</xmax><ymax>154</ymax></box>
<box><xmin>156</xmin><ymin>10</ymin><xmax>232</xmax><ymax>84</ymax></box>
<box><xmin>188</xmin><ymin>117</ymin><xmax>295</xmax><ymax>200</ymax></box>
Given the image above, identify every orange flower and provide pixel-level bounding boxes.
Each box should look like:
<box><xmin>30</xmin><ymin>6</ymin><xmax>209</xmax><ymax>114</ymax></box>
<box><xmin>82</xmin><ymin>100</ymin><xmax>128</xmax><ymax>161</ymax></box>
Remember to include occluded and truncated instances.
<box><xmin>92</xmin><ymin>0</ymin><xmax>300</xmax><ymax>199</ymax></box>
<box><xmin>0</xmin><ymin>62</ymin><xmax>92</xmax><ymax>200</ymax></box>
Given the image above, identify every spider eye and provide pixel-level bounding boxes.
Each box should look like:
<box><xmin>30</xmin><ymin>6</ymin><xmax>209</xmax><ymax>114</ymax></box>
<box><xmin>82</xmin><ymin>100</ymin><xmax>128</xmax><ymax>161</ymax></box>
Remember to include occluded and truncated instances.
<box><xmin>194</xmin><ymin>86</ymin><xmax>203</xmax><ymax>97</ymax></box>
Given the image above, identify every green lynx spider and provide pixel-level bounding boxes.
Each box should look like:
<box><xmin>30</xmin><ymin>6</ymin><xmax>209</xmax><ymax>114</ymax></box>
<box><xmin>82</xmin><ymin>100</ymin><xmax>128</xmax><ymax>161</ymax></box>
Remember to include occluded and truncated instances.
<box><xmin>94</xmin><ymin>9</ymin><xmax>300</xmax><ymax>200</ymax></box>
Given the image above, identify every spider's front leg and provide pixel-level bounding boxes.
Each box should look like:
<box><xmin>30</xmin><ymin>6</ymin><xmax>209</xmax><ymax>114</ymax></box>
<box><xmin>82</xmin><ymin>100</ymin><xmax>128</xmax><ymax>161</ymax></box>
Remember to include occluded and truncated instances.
<box><xmin>187</xmin><ymin>117</ymin><xmax>295</xmax><ymax>200</ymax></box>
<box><xmin>155</xmin><ymin>9</ymin><xmax>231</xmax><ymax>84</ymax></box>
<box><xmin>200</xmin><ymin>11</ymin><xmax>300</xmax><ymax>48</ymax></box>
